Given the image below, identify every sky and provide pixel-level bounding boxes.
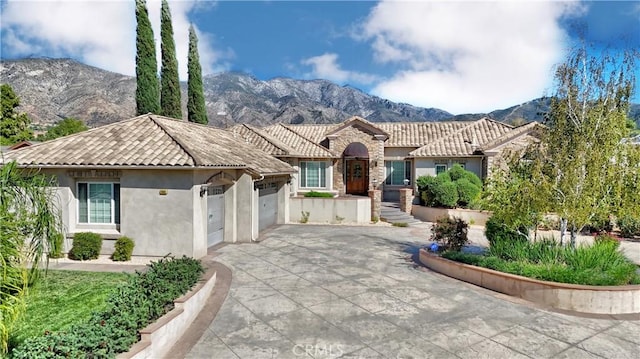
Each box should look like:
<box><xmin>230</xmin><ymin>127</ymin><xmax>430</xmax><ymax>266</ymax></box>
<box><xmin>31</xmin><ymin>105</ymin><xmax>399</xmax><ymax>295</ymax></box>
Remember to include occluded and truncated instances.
<box><xmin>1</xmin><ymin>0</ymin><xmax>639</xmax><ymax>115</ymax></box>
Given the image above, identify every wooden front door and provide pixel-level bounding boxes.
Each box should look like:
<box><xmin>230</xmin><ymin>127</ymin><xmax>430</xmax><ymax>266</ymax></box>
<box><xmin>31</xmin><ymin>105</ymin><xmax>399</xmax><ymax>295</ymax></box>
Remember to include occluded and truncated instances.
<box><xmin>346</xmin><ymin>160</ymin><xmax>368</xmax><ymax>195</ymax></box>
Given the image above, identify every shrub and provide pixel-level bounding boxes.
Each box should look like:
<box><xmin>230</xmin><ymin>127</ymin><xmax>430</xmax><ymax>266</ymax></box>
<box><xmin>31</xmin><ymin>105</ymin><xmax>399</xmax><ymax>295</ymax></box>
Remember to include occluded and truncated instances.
<box><xmin>456</xmin><ymin>178</ymin><xmax>481</xmax><ymax>207</ymax></box>
<box><xmin>485</xmin><ymin>217</ymin><xmax>528</xmax><ymax>247</ymax></box>
<box><xmin>618</xmin><ymin>215</ymin><xmax>640</xmax><ymax>238</ymax></box>
<box><xmin>112</xmin><ymin>237</ymin><xmax>135</xmax><ymax>262</ymax></box>
<box><xmin>11</xmin><ymin>256</ymin><xmax>204</xmax><ymax>358</ymax></box>
<box><xmin>300</xmin><ymin>211</ymin><xmax>310</xmax><ymax>224</ymax></box>
<box><xmin>448</xmin><ymin>163</ymin><xmax>466</xmax><ymax>181</ymax></box>
<box><xmin>48</xmin><ymin>232</ymin><xmax>65</xmax><ymax>259</ymax></box>
<box><xmin>68</xmin><ymin>232</ymin><xmax>102</xmax><ymax>260</ymax></box>
<box><xmin>431</xmin><ymin>216</ymin><xmax>469</xmax><ymax>252</ymax></box>
<box><xmin>304</xmin><ymin>191</ymin><xmax>334</xmax><ymax>198</ymax></box>
<box><xmin>584</xmin><ymin>214</ymin><xmax>614</xmax><ymax>234</ymax></box>
<box><xmin>462</xmin><ymin>171</ymin><xmax>483</xmax><ymax>188</ymax></box>
<box><xmin>433</xmin><ymin>181</ymin><xmax>458</xmax><ymax>208</ymax></box>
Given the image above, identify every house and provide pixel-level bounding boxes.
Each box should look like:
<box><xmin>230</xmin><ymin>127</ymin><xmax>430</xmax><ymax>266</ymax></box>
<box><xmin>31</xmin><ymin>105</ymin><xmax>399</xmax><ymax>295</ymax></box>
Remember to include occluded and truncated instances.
<box><xmin>232</xmin><ymin>116</ymin><xmax>539</xmax><ymax>201</ymax></box>
<box><xmin>1</xmin><ymin>114</ymin><xmax>294</xmax><ymax>259</ymax></box>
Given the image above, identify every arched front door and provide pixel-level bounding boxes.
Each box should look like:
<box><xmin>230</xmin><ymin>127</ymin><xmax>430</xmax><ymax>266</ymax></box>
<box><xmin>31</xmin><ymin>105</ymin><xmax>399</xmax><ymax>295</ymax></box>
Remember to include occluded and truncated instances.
<box><xmin>343</xmin><ymin>142</ymin><xmax>369</xmax><ymax>196</ymax></box>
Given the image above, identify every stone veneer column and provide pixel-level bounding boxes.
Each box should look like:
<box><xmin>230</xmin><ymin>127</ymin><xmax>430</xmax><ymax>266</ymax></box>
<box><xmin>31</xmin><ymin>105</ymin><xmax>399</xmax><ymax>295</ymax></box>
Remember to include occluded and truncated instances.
<box><xmin>368</xmin><ymin>189</ymin><xmax>381</xmax><ymax>221</ymax></box>
<box><xmin>399</xmin><ymin>188</ymin><xmax>413</xmax><ymax>214</ymax></box>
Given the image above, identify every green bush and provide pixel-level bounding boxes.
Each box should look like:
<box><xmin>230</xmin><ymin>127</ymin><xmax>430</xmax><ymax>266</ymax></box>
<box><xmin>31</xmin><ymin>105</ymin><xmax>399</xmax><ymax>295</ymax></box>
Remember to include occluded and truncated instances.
<box><xmin>304</xmin><ymin>191</ymin><xmax>334</xmax><ymax>198</ymax></box>
<box><xmin>431</xmin><ymin>216</ymin><xmax>469</xmax><ymax>252</ymax></box>
<box><xmin>416</xmin><ymin>166</ymin><xmax>482</xmax><ymax>208</ymax></box>
<box><xmin>11</xmin><ymin>256</ymin><xmax>204</xmax><ymax>358</ymax></box>
<box><xmin>442</xmin><ymin>240</ymin><xmax>640</xmax><ymax>286</ymax></box>
<box><xmin>433</xmin><ymin>181</ymin><xmax>458</xmax><ymax>208</ymax></box>
<box><xmin>112</xmin><ymin>237</ymin><xmax>135</xmax><ymax>262</ymax></box>
<box><xmin>48</xmin><ymin>232</ymin><xmax>65</xmax><ymax>259</ymax></box>
<box><xmin>448</xmin><ymin>163</ymin><xmax>466</xmax><ymax>181</ymax></box>
<box><xmin>68</xmin><ymin>232</ymin><xmax>102</xmax><ymax>260</ymax></box>
<box><xmin>456</xmin><ymin>178</ymin><xmax>481</xmax><ymax>206</ymax></box>
<box><xmin>584</xmin><ymin>214</ymin><xmax>614</xmax><ymax>234</ymax></box>
<box><xmin>618</xmin><ymin>215</ymin><xmax>640</xmax><ymax>238</ymax></box>
<box><xmin>485</xmin><ymin>217</ymin><xmax>528</xmax><ymax>247</ymax></box>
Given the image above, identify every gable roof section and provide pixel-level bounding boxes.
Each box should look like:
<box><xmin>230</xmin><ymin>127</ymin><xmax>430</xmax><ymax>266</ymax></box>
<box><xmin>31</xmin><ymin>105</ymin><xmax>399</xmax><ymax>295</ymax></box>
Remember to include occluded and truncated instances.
<box><xmin>3</xmin><ymin>114</ymin><xmax>293</xmax><ymax>175</ymax></box>
<box><xmin>481</xmin><ymin>121</ymin><xmax>543</xmax><ymax>152</ymax></box>
<box><xmin>324</xmin><ymin>116</ymin><xmax>389</xmax><ymax>139</ymax></box>
<box><xmin>264</xmin><ymin>124</ymin><xmax>336</xmax><ymax>158</ymax></box>
<box><xmin>377</xmin><ymin>122</ymin><xmax>469</xmax><ymax>147</ymax></box>
<box><xmin>229</xmin><ymin>124</ymin><xmax>295</xmax><ymax>156</ymax></box>
<box><xmin>409</xmin><ymin>118</ymin><xmax>513</xmax><ymax>157</ymax></box>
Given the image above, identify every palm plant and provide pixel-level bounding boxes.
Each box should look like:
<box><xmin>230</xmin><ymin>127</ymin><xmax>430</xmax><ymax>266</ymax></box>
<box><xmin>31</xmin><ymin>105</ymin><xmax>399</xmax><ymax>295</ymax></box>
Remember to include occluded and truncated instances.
<box><xmin>1</xmin><ymin>160</ymin><xmax>62</xmax><ymax>353</ymax></box>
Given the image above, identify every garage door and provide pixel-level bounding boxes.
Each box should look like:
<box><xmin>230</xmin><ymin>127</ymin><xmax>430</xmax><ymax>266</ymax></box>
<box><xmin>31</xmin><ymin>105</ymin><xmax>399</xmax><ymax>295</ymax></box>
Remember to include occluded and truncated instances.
<box><xmin>207</xmin><ymin>186</ymin><xmax>225</xmax><ymax>247</ymax></box>
<box><xmin>258</xmin><ymin>185</ymin><xmax>278</xmax><ymax>232</ymax></box>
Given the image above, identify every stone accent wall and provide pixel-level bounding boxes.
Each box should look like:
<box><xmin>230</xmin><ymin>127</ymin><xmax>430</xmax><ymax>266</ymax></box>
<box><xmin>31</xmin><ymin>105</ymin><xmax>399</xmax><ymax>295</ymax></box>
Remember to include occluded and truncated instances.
<box><xmin>398</xmin><ymin>188</ymin><xmax>413</xmax><ymax>214</ymax></box>
<box><xmin>368</xmin><ymin>189</ymin><xmax>381</xmax><ymax>221</ymax></box>
<box><xmin>328</xmin><ymin>126</ymin><xmax>385</xmax><ymax>194</ymax></box>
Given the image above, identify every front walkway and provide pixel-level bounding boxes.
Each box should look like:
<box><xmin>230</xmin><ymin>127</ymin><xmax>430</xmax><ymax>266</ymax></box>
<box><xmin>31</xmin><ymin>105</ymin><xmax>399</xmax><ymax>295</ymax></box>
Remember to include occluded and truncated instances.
<box><xmin>186</xmin><ymin>224</ymin><xmax>639</xmax><ymax>359</ymax></box>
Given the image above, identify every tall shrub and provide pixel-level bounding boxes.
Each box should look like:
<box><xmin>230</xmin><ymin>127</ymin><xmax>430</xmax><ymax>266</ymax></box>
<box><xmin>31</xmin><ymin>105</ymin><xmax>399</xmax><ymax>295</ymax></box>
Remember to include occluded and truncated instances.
<box><xmin>160</xmin><ymin>0</ymin><xmax>182</xmax><ymax>119</ymax></box>
<box><xmin>187</xmin><ymin>25</ymin><xmax>208</xmax><ymax>124</ymax></box>
<box><xmin>135</xmin><ymin>0</ymin><xmax>160</xmax><ymax>115</ymax></box>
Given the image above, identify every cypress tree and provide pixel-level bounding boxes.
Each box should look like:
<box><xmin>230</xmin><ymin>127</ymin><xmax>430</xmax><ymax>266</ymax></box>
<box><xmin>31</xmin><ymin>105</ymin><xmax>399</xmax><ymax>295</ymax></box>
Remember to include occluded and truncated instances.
<box><xmin>160</xmin><ymin>0</ymin><xmax>182</xmax><ymax>119</ymax></box>
<box><xmin>187</xmin><ymin>24</ymin><xmax>208</xmax><ymax>124</ymax></box>
<box><xmin>135</xmin><ymin>0</ymin><xmax>159</xmax><ymax>115</ymax></box>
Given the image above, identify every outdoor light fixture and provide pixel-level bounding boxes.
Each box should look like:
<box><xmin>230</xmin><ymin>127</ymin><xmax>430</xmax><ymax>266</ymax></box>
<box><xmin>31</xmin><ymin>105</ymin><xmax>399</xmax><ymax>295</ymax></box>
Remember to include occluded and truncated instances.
<box><xmin>403</xmin><ymin>179</ymin><xmax>410</xmax><ymax>186</ymax></box>
<box><xmin>199</xmin><ymin>186</ymin><xmax>208</xmax><ymax>197</ymax></box>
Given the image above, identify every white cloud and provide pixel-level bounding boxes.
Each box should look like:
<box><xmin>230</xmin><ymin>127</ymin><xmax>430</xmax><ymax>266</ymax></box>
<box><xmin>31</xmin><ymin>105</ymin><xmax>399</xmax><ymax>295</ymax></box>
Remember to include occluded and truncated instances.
<box><xmin>0</xmin><ymin>0</ymin><xmax>231</xmax><ymax>79</ymax></box>
<box><xmin>358</xmin><ymin>1</ymin><xmax>584</xmax><ymax>114</ymax></box>
<box><xmin>302</xmin><ymin>53</ymin><xmax>377</xmax><ymax>85</ymax></box>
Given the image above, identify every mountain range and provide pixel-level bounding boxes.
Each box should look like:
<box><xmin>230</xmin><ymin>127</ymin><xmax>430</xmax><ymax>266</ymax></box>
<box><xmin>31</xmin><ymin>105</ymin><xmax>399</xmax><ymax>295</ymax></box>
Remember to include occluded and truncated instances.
<box><xmin>0</xmin><ymin>58</ymin><xmax>638</xmax><ymax>128</ymax></box>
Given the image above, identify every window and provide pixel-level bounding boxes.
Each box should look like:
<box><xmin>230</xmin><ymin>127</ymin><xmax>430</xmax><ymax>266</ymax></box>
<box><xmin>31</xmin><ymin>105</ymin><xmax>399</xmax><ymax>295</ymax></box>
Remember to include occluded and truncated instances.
<box><xmin>300</xmin><ymin>161</ymin><xmax>327</xmax><ymax>188</ymax></box>
<box><xmin>435</xmin><ymin>164</ymin><xmax>447</xmax><ymax>175</ymax></box>
<box><xmin>78</xmin><ymin>182</ymin><xmax>120</xmax><ymax>224</ymax></box>
<box><xmin>385</xmin><ymin>160</ymin><xmax>411</xmax><ymax>185</ymax></box>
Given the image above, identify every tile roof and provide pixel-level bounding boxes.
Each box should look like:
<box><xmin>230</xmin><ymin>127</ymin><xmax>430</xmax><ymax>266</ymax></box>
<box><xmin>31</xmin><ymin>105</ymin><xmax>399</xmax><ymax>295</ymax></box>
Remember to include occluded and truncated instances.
<box><xmin>229</xmin><ymin>124</ymin><xmax>295</xmax><ymax>157</ymax></box>
<box><xmin>3</xmin><ymin>114</ymin><xmax>294</xmax><ymax>175</ymax></box>
<box><xmin>481</xmin><ymin>121</ymin><xmax>543</xmax><ymax>151</ymax></box>
<box><xmin>409</xmin><ymin>118</ymin><xmax>513</xmax><ymax>157</ymax></box>
<box><xmin>264</xmin><ymin>124</ymin><xmax>336</xmax><ymax>158</ymax></box>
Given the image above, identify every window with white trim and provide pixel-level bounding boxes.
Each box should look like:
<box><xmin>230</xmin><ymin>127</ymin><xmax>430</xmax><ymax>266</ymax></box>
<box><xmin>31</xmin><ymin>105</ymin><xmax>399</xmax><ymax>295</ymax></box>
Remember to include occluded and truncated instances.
<box><xmin>78</xmin><ymin>182</ymin><xmax>120</xmax><ymax>224</ymax></box>
<box><xmin>300</xmin><ymin>161</ymin><xmax>327</xmax><ymax>188</ymax></box>
<box><xmin>435</xmin><ymin>164</ymin><xmax>448</xmax><ymax>175</ymax></box>
<box><xmin>384</xmin><ymin>160</ymin><xmax>411</xmax><ymax>185</ymax></box>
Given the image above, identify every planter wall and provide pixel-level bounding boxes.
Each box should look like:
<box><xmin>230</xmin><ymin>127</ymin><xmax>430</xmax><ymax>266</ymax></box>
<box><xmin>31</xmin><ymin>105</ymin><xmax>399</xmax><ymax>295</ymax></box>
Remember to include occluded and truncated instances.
<box><xmin>290</xmin><ymin>197</ymin><xmax>371</xmax><ymax>224</ymax></box>
<box><xmin>118</xmin><ymin>263</ymin><xmax>218</xmax><ymax>359</ymax></box>
<box><xmin>419</xmin><ymin>249</ymin><xmax>640</xmax><ymax>315</ymax></box>
<box><xmin>412</xmin><ymin>205</ymin><xmax>492</xmax><ymax>225</ymax></box>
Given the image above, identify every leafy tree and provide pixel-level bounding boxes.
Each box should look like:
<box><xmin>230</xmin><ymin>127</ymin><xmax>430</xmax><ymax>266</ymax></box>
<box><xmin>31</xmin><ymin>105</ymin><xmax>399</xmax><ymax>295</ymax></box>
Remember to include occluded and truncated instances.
<box><xmin>135</xmin><ymin>0</ymin><xmax>160</xmax><ymax>115</ymax></box>
<box><xmin>484</xmin><ymin>48</ymin><xmax>639</xmax><ymax>247</ymax></box>
<box><xmin>1</xmin><ymin>161</ymin><xmax>63</xmax><ymax>353</ymax></box>
<box><xmin>37</xmin><ymin>118</ymin><xmax>88</xmax><ymax>141</ymax></box>
<box><xmin>160</xmin><ymin>0</ymin><xmax>182</xmax><ymax>119</ymax></box>
<box><xmin>187</xmin><ymin>24</ymin><xmax>208</xmax><ymax>124</ymax></box>
<box><xmin>0</xmin><ymin>84</ymin><xmax>33</xmax><ymax>145</ymax></box>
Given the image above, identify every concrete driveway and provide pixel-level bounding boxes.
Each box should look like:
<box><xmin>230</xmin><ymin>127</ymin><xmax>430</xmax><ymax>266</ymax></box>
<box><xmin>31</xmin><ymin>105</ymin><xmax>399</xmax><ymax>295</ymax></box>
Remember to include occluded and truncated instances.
<box><xmin>186</xmin><ymin>224</ymin><xmax>640</xmax><ymax>359</ymax></box>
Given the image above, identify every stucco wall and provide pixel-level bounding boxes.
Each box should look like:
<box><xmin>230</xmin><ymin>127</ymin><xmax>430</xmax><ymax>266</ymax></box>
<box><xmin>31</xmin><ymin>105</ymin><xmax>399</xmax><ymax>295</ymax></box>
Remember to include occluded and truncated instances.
<box><xmin>289</xmin><ymin>197</ymin><xmax>371</xmax><ymax>224</ymax></box>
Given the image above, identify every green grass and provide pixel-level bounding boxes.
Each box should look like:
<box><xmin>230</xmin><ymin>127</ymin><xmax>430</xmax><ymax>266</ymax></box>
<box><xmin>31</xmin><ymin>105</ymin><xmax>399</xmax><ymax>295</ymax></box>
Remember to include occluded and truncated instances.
<box><xmin>442</xmin><ymin>238</ymin><xmax>640</xmax><ymax>286</ymax></box>
<box><xmin>303</xmin><ymin>191</ymin><xmax>334</xmax><ymax>198</ymax></box>
<box><xmin>8</xmin><ymin>270</ymin><xmax>128</xmax><ymax>350</ymax></box>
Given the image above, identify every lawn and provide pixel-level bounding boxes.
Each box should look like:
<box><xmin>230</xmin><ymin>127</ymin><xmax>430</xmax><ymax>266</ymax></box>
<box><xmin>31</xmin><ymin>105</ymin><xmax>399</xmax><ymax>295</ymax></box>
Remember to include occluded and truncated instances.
<box><xmin>8</xmin><ymin>270</ymin><xmax>129</xmax><ymax>350</ymax></box>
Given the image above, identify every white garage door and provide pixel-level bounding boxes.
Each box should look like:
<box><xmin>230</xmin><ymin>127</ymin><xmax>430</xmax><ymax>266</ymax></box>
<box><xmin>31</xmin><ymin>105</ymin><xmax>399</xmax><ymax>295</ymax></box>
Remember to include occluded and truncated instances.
<box><xmin>258</xmin><ymin>185</ymin><xmax>278</xmax><ymax>232</ymax></box>
<box><xmin>207</xmin><ymin>186</ymin><xmax>225</xmax><ymax>247</ymax></box>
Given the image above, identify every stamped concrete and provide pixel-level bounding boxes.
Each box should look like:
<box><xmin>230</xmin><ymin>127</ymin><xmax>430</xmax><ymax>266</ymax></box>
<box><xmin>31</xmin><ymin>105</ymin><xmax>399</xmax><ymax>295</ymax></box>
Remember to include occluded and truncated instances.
<box><xmin>186</xmin><ymin>224</ymin><xmax>640</xmax><ymax>359</ymax></box>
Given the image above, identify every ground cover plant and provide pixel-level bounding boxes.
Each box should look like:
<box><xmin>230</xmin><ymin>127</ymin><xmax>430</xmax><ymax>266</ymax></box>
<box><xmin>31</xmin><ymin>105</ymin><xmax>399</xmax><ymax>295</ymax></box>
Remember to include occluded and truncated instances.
<box><xmin>10</xmin><ymin>256</ymin><xmax>204</xmax><ymax>358</ymax></box>
<box><xmin>442</xmin><ymin>234</ymin><xmax>640</xmax><ymax>286</ymax></box>
<box><xmin>303</xmin><ymin>191</ymin><xmax>334</xmax><ymax>198</ymax></box>
<box><xmin>8</xmin><ymin>271</ymin><xmax>128</xmax><ymax>351</ymax></box>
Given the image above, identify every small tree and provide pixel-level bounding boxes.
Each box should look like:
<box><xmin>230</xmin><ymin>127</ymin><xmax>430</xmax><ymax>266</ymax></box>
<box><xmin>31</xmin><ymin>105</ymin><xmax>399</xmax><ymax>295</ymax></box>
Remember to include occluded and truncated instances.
<box><xmin>0</xmin><ymin>161</ymin><xmax>62</xmax><ymax>353</ymax></box>
<box><xmin>38</xmin><ymin>118</ymin><xmax>88</xmax><ymax>141</ymax></box>
<box><xmin>0</xmin><ymin>84</ymin><xmax>33</xmax><ymax>145</ymax></box>
<box><xmin>135</xmin><ymin>0</ymin><xmax>160</xmax><ymax>115</ymax></box>
<box><xmin>187</xmin><ymin>24</ymin><xmax>208</xmax><ymax>125</ymax></box>
<box><xmin>160</xmin><ymin>0</ymin><xmax>182</xmax><ymax>119</ymax></box>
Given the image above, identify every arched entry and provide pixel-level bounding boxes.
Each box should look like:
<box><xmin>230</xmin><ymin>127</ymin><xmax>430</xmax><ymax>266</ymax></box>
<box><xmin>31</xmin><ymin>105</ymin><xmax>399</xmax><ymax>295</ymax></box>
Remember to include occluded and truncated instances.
<box><xmin>343</xmin><ymin>142</ymin><xmax>369</xmax><ymax>195</ymax></box>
